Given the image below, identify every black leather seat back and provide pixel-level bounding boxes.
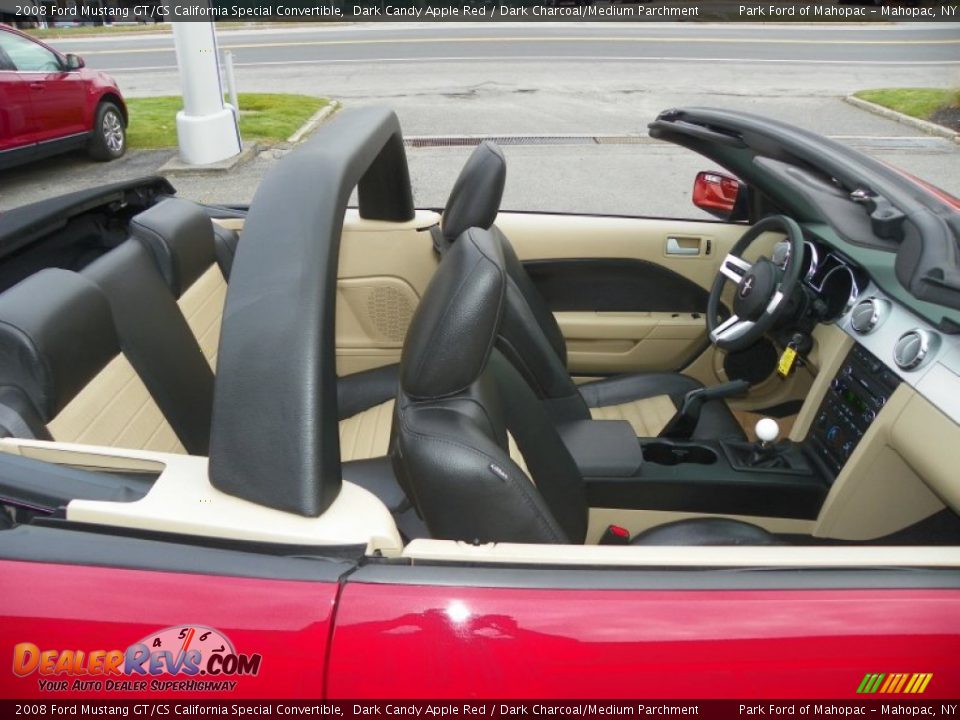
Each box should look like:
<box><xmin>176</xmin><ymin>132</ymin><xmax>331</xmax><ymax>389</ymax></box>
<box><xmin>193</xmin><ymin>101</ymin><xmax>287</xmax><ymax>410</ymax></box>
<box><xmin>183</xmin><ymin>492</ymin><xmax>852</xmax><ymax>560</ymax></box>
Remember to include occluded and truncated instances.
<box><xmin>0</xmin><ymin>269</ymin><xmax>120</xmax><ymax>440</ymax></box>
<box><xmin>440</xmin><ymin>143</ymin><xmax>587</xmax><ymax>415</ymax></box>
<box><xmin>393</xmin><ymin>227</ymin><xmax>587</xmax><ymax>544</ymax></box>
<box><xmin>494</xmin><ymin>227</ymin><xmax>586</xmax><ymax>414</ymax></box>
<box><xmin>129</xmin><ymin>198</ymin><xmax>219</xmax><ymax>298</ymax></box>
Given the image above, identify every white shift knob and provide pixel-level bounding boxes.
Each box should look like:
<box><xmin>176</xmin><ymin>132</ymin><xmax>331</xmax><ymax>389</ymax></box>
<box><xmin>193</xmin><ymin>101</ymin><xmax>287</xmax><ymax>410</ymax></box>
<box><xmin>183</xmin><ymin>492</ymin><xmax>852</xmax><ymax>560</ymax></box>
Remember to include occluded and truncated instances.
<box><xmin>755</xmin><ymin>418</ymin><xmax>780</xmax><ymax>444</ymax></box>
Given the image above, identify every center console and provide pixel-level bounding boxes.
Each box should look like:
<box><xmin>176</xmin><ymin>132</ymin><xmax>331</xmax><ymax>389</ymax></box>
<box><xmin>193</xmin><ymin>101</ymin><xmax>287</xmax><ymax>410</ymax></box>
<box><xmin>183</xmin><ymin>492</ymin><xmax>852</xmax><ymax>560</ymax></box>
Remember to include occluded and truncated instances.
<box><xmin>560</xmin><ymin>343</ymin><xmax>895</xmax><ymax>523</ymax></box>
<box><xmin>806</xmin><ymin>344</ymin><xmax>900</xmax><ymax>476</ymax></box>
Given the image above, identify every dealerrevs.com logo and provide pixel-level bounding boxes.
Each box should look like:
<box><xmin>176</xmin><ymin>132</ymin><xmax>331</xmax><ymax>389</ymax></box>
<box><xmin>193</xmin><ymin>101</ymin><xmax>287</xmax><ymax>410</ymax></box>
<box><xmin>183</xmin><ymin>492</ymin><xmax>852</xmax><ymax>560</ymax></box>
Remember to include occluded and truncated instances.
<box><xmin>12</xmin><ymin>625</ymin><xmax>262</xmax><ymax>693</ymax></box>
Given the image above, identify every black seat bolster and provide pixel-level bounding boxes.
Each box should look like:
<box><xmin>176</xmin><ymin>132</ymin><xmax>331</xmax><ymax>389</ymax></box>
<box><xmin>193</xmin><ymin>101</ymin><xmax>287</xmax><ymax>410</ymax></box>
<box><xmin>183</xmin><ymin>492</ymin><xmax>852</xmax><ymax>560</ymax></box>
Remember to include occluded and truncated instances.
<box><xmin>0</xmin><ymin>387</ymin><xmax>52</xmax><ymax>442</ymax></box>
<box><xmin>631</xmin><ymin>518</ymin><xmax>783</xmax><ymax>546</ymax></box>
<box><xmin>82</xmin><ymin>241</ymin><xmax>215</xmax><ymax>455</ymax></box>
<box><xmin>342</xmin><ymin>456</ymin><xmax>428</xmax><ymax>541</ymax></box>
<box><xmin>130</xmin><ymin>198</ymin><xmax>217</xmax><ymax>298</ymax></box>
<box><xmin>212</xmin><ymin>223</ymin><xmax>239</xmax><ymax>281</ymax></box>
<box><xmin>337</xmin><ymin>364</ymin><xmax>400</xmax><ymax>420</ymax></box>
<box><xmin>395</xmin><ymin>401</ymin><xmax>569</xmax><ymax>544</ymax></box>
<box><xmin>342</xmin><ymin>456</ymin><xmax>406</xmax><ymax>513</ymax></box>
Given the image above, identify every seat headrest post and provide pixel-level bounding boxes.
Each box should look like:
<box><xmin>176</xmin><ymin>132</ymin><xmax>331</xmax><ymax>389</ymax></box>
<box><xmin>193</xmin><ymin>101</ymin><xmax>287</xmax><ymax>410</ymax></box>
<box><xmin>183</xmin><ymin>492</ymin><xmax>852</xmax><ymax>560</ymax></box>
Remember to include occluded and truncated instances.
<box><xmin>401</xmin><ymin>228</ymin><xmax>506</xmax><ymax>400</ymax></box>
<box><xmin>441</xmin><ymin>142</ymin><xmax>506</xmax><ymax>244</ymax></box>
<box><xmin>0</xmin><ymin>269</ymin><xmax>120</xmax><ymax>421</ymax></box>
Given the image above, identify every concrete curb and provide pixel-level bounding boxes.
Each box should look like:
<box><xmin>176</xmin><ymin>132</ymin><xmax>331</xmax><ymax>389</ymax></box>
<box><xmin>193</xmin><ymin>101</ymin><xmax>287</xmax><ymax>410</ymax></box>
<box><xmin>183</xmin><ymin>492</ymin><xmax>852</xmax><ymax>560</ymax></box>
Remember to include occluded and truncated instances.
<box><xmin>287</xmin><ymin>101</ymin><xmax>341</xmax><ymax>144</ymax></box>
<box><xmin>844</xmin><ymin>95</ymin><xmax>959</xmax><ymax>144</ymax></box>
<box><xmin>157</xmin><ymin>141</ymin><xmax>260</xmax><ymax>176</ymax></box>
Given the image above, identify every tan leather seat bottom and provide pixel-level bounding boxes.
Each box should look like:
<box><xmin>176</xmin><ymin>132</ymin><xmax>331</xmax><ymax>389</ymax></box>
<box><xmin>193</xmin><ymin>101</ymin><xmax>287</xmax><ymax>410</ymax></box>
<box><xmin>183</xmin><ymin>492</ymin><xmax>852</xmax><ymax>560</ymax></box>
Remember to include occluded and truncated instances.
<box><xmin>589</xmin><ymin>394</ymin><xmax>677</xmax><ymax>437</ymax></box>
<box><xmin>339</xmin><ymin>399</ymin><xmax>395</xmax><ymax>461</ymax></box>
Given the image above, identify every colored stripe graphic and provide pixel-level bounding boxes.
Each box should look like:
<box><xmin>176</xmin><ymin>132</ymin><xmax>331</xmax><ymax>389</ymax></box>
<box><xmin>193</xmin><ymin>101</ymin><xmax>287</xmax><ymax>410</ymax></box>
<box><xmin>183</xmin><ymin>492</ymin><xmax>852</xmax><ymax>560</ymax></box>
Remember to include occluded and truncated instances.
<box><xmin>858</xmin><ymin>672</ymin><xmax>933</xmax><ymax>694</ymax></box>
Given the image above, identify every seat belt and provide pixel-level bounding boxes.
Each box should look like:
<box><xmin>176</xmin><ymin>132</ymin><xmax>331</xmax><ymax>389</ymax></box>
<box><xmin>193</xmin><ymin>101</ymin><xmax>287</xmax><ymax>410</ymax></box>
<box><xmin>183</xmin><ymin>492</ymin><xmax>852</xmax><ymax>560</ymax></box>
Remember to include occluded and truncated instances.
<box><xmin>429</xmin><ymin>224</ymin><xmax>450</xmax><ymax>257</ymax></box>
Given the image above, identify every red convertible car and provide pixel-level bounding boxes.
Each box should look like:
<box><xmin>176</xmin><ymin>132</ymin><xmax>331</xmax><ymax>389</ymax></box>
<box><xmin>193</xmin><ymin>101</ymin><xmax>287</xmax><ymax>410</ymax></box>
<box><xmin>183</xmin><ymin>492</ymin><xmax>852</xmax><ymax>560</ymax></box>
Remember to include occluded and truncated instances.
<box><xmin>0</xmin><ymin>106</ymin><xmax>958</xmax><ymax>700</ymax></box>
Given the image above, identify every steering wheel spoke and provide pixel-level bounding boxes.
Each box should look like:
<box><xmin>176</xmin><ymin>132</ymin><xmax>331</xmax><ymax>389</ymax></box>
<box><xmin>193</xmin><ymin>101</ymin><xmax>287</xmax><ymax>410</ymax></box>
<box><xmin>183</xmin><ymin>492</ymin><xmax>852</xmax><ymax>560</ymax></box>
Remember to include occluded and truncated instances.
<box><xmin>766</xmin><ymin>289</ymin><xmax>785</xmax><ymax>315</ymax></box>
<box><xmin>709</xmin><ymin>314</ymin><xmax>755</xmax><ymax>344</ymax></box>
<box><xmin>706</xmin><ymin>215</ymin><xmax>804</xmax><ymax>352</ymax></box>
<box><xmin>719</xmin><ymin>254</ymin><xmax>752</xmax><ymax>285</ymax></box>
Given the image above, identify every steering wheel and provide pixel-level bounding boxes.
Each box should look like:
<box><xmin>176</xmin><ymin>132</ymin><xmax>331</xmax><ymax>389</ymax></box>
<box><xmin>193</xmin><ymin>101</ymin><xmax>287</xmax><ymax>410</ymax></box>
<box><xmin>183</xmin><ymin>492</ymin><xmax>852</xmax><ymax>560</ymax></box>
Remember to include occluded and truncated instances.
<box><xmin>707</xmin><ymin>215</ymin><xmax>804</xmax><ymax>353</ymax></box>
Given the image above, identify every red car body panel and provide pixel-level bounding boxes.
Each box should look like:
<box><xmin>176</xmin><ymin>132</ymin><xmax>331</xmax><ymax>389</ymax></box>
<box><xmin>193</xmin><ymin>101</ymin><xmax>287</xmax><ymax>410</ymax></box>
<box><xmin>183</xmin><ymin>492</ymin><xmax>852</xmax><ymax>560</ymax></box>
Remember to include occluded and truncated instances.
<box><xmin>2</xmin><ymin>561</ymin><xmax>959</xmax><ymax>699</ymax></box>
<box><xmin>0</xmin><ymin>68</ymin><xmax>34</xmax><ymax>152</ymax></box>
<box><xmin>0</xmin><ymin>560</ymin><xmax>338</xmax><ymax>699</ymax></box>
<box><xmin>26</xmin><ymin>69</ymin><xmax>88</xmax><ymax>142</ymax></box>
<box><xmin>327</xmin><ymin>583</ymin><xmax>960</xmax><ymax>699</ymax></box>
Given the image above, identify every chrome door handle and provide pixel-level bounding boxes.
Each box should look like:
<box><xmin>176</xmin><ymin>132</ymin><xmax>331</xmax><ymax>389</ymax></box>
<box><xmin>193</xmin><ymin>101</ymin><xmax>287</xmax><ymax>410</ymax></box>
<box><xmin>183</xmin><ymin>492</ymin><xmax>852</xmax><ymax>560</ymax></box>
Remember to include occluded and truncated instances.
<box><xmin>666</xmin><ymin>237</ymin><xmax>700</xmax><ymax>256</ymax></box>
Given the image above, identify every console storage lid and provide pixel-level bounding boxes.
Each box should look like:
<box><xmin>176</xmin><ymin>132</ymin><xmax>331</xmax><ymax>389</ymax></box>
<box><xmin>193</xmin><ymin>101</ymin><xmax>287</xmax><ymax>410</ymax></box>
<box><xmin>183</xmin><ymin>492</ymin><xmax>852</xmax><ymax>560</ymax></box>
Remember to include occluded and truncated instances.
<box><xmin>557</xmin><ymin>419</ymin><xmax>644</xmax><ymax>478</ymax></box>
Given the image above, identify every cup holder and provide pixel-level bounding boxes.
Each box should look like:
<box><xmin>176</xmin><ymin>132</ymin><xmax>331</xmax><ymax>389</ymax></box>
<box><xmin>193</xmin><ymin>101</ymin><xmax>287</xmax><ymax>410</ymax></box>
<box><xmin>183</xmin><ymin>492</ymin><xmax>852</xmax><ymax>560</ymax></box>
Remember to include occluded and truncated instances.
<box><xmin>643</xmin><ymin>441</ymin><xmax>718</xmax><ymax>466</ymax></box>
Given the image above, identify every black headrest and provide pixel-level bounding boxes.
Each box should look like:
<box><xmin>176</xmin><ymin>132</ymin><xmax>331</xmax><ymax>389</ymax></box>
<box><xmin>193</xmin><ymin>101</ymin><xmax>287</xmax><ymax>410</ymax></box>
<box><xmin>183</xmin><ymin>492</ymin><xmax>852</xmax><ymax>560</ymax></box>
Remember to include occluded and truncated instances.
<box><xmin>441</xmin><ymin>142</ymin><xmax>506</xmax><ymax>243</ymax></box>
<box><xmin>401</xmin><ymin>227</ymin><xmax>506</xmax><ymax>399</ymax></box>
<box><xmin>0</xmin><ymin>269</ymin><xmax>120</xmax><ymax>421</ymax></box>
<box><xmin>130</xmin><ymin>198</ymin><xmax>216</xmax><ymax>297</ymax></box>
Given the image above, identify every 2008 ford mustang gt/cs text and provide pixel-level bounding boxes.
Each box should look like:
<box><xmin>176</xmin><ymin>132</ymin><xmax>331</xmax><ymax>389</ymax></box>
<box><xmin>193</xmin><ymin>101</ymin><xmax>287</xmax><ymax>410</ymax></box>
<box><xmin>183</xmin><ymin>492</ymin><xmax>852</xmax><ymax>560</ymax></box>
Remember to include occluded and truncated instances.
<box><xmin>0</xmin><ymin>106</ymin><xmax>958</xmax><ymax>699</ymax></box>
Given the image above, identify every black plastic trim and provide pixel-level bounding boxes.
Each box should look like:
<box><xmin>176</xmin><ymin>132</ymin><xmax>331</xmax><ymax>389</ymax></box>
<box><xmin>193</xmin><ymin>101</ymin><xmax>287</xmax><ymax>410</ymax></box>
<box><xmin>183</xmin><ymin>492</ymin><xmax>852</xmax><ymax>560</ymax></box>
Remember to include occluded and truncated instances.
<box><xmin>351</xmin><ymin>562</ymin><xmax>960</xmax><ymax>591</ymax></box>
<box><xmin>585</xmin><ymin>440</ymin><xmax>828</xmax><ymax>520</ymax></box>
<box><xmin>0</xmin><ymin>524</ymin><xmax>356</xmax><ymax>581</ymax></box>
<box><xmin>0</xmin><ymin>451</ymin><xmax>152</xmax><ymax>512</ymax></box>
<box><xmin>0</xmin><ymin>176</ymin><xmax>176</xmax><ymax>259</ymax></box>
<box><xmin>209</xmin><ymin>107</ymin><xmax>414</xmax><ymax>517</ymax></box>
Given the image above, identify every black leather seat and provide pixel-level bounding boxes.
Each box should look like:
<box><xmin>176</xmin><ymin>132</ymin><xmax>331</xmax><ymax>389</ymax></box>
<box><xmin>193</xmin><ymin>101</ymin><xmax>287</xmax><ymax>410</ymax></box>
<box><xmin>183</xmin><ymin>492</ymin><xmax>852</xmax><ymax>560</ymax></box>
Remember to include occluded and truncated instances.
<box><xmin>436</xmin><ymin>142</ymin><xmax>745</xmax><ymax>441</ymax></box>
<box><xmin>392</xmin><ymin>225</ymin><xmax>777</xmax><ymax>546</ymax></box>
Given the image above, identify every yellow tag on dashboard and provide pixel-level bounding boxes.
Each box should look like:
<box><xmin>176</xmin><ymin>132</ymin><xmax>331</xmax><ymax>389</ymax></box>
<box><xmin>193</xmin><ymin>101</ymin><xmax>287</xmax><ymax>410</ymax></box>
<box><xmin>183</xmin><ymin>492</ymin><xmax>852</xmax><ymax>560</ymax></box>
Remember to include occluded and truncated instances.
<box><xmin>777</xmin><ymin>346</ymin><xmax>798</xmax><ymax>378</ymax></box>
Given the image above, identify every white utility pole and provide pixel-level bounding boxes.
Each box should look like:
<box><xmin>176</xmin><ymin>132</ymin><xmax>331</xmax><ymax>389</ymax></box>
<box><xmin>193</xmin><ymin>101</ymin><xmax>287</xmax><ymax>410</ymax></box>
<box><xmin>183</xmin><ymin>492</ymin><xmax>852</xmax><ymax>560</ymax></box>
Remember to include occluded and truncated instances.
<box><xmin>170</xmin><ymin>19</ymin><xmax>241</xmax><ymax>165</ymax></box>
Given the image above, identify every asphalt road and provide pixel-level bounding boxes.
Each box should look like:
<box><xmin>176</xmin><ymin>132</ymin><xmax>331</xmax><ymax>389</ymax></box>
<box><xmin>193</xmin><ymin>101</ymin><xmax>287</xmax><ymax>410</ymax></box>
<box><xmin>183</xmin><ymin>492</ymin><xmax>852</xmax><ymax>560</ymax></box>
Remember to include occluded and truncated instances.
<box><xmin>54</xmin><ymin>23</ymin><xmax>960</xmax><ymax>69</ymax></box>
<box><xmin>2</xmin><ymin>23</ymin><xmax>958</xmax><ymax>215</ymax></box>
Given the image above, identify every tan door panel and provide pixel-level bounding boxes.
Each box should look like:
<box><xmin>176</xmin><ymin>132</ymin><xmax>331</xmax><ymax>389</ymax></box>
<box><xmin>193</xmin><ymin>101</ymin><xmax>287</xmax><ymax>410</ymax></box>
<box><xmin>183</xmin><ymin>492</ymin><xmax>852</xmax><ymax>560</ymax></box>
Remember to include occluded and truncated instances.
<box><xmin>495</xmin><ymin>212</ymin><xmax>749</xmax><ymax>292</ymax></box>
<box><xmin>495</xmin><ymin>212</ymin><xmax>750</xmax><ymax>378</ymax></box>
<box><xmin>556</xmin><ymin>311</ymin><xmax>706</xmax><ymax>374</ymax></box>
<box><xmin>336</xmin><ymin>277</ymin><xmax>419</xmax><ymax>373</ymax></box>
<box><xmin>336</xmin><ymin>210</ymin><xmax>440</xmax><ymax>374</ymax></box>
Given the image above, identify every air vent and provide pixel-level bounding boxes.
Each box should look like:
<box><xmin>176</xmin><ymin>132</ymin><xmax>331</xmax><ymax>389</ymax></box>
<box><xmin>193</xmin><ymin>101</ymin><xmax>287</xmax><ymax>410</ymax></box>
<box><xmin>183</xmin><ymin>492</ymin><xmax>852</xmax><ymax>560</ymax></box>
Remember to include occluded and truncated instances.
<box><xmin>850</xmin><ymin>297</ymin><xmax>887</xmax><ymax>335</ymax></box>
<box><xmin>894</xmin><ymin>329</ymin><xmax>937</xmax><ymax>371</ymax></box>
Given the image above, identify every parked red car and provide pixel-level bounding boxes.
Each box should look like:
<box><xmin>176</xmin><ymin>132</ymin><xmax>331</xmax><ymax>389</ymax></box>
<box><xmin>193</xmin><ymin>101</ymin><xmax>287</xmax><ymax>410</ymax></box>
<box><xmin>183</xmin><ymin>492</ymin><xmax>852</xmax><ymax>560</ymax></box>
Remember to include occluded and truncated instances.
<box><xmin>0</xmin><ymin>24</ymin><xmax>127</xmax><ymax>170</ymax></box>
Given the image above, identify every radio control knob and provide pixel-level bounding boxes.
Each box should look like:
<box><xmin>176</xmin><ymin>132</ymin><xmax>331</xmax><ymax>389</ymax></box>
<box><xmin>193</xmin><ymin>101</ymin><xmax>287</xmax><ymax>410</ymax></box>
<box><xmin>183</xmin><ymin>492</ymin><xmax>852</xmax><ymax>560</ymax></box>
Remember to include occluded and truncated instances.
<box><xmin>827</xmin><ymin>426</ymin><xmax>840</xmax><ymax>444</ymax></box>
<box><xmin>862</xmin><ymin>409</ymin><xmax>875</xmax><ymax>423</ymax></box>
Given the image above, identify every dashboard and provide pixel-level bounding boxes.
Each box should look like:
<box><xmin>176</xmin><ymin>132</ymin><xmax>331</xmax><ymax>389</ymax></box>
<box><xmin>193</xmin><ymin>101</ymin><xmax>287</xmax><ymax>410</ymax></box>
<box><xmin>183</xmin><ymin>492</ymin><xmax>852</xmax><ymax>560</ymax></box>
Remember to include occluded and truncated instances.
<box><xmin>773</xmin><ymin>236</ymin><xmax>868</xmax><ymax>324</ymax></box>
<box><xmin>770</xmin><ymin>228</ymin><xmax>960</xmax><ymax>487</ymax></box>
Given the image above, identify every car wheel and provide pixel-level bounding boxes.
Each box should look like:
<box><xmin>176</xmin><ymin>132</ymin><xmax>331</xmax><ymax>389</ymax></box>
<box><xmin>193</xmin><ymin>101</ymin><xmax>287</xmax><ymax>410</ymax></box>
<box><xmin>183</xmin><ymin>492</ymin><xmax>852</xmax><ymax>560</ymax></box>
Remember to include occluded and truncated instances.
<box><xmin>88</xmin><ymin>101</ymin><xmax>126</xmax><ymax>161</ymax></box>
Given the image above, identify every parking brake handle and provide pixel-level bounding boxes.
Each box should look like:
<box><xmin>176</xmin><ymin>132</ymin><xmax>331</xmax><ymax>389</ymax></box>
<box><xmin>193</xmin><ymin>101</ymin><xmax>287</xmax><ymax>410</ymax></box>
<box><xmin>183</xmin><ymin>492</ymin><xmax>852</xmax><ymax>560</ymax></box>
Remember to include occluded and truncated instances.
<box><xmin>659</xmin><ymin>379</ymin><xmax>751</xmax><ymax>439</ymax></box>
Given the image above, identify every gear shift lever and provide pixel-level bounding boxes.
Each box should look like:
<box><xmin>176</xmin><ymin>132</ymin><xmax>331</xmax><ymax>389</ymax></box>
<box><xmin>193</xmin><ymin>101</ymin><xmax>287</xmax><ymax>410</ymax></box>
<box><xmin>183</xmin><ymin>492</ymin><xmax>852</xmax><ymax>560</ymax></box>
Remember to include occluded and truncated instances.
<box><xmin>755</xmin><ymin>418</ymin><xmax>780</xmax><ymax>446</ymax></box>
<box><xmin>722</xmin><ymin>417</ymin><xmax>810</xmax><ymax>474</ymax></box>
<box><xmin>748</xmin><ymin>418</ymin><xmax>782</xmax><ymax>466</ymax></box>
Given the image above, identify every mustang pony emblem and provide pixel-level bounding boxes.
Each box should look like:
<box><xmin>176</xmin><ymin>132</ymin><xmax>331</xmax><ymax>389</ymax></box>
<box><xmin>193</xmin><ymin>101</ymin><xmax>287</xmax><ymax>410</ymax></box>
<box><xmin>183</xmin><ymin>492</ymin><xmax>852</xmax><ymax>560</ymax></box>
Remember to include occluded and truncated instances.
<box><xmin>739</xmin><ymin>275</ymin><xmax>755</xmax><ymax>298</ymax></box>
